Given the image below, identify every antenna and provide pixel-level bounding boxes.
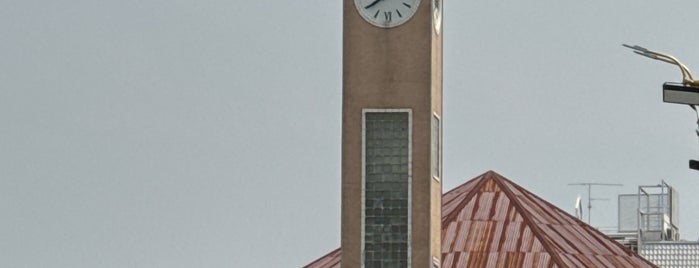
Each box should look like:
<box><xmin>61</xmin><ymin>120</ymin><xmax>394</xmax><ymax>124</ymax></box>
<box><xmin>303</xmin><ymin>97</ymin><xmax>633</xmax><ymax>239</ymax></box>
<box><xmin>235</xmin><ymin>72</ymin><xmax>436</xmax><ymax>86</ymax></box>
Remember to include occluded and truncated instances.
<box><xmin>568</xmin><ymin>182</ymin><xmax>623</xmax><ymax>225</ymax></box>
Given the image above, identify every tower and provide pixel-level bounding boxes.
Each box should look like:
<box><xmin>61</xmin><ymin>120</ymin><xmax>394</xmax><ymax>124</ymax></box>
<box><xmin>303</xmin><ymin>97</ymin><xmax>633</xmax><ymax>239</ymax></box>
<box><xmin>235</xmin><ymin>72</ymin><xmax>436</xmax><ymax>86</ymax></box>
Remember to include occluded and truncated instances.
<box><xmin>341</xmin><ymin>0</ymin><xmax>443</xmax><ymax>267</ymax></box>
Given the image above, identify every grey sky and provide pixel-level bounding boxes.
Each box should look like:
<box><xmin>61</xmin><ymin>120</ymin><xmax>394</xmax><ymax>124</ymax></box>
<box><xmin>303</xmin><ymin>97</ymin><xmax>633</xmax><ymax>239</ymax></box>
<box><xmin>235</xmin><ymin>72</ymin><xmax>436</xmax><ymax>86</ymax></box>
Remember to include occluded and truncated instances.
<box><xmin>2</xmin><ymin>1</ymin><xmax>699</xmax><ymax>267</ymax></box>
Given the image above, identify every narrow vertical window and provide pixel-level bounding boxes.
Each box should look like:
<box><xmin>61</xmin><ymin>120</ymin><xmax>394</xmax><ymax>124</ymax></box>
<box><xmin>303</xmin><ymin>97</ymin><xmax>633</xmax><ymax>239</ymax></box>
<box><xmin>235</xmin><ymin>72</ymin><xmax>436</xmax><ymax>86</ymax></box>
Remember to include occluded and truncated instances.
<box><xmin>432</xmin><ymin>114</ymin><xmax>440</xmax><ymax>180</ymax></box>
<box><xmin>363</xmin><ymin>110</ymin><xmax>411</xmax><ymax>268</ymax></box>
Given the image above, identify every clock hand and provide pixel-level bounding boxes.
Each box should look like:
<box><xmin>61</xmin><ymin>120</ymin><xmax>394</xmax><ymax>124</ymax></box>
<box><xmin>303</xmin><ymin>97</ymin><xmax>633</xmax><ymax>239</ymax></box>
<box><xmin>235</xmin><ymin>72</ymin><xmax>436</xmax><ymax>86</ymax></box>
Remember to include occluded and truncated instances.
<box><xmin>364</xmin><ymin>0</ymin><xmax>383</xmax><ymax>9</ymax></box>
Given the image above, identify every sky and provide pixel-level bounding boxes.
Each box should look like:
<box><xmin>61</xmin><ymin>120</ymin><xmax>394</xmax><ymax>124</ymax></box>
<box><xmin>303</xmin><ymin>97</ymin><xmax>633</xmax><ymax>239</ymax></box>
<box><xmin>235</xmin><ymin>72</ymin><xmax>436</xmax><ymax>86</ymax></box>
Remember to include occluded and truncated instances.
<box><xmin>2</xmin><ymin>1</ymin><xmax>699</xmax><ymax>267</ymax></box>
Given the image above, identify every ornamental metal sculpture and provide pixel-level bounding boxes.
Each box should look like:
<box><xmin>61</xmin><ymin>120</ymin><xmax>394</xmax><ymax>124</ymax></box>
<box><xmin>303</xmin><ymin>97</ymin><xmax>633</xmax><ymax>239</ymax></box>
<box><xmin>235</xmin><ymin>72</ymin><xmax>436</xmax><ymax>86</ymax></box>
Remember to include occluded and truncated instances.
<box><xmin>623</xmin><ymin>44</ymin><xmax>699</xmax><ymax>88</ymax></box>
<box><xmin>624</xmin><ymin>44</ymin><xmax>699</xmax><ymax>170</ymax></box>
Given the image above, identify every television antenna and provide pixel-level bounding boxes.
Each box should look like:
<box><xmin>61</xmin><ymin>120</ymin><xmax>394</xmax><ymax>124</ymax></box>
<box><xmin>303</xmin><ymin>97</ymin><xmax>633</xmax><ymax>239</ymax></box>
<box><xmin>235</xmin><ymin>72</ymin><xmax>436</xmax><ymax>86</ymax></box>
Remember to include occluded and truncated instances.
<box><xmin>568</xmin><ymin>182</ymin><xmax>623</xmax><ymax>224</ymax></box>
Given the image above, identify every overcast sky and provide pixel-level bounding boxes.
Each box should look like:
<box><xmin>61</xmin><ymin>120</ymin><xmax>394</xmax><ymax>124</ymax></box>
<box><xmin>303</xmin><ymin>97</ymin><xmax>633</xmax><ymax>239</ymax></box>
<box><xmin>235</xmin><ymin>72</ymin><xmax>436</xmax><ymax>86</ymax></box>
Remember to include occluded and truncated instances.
<box><xmin>3</xmin><ymin>1</ymin><xmax>699</xmax><ymax>267</ymax></box>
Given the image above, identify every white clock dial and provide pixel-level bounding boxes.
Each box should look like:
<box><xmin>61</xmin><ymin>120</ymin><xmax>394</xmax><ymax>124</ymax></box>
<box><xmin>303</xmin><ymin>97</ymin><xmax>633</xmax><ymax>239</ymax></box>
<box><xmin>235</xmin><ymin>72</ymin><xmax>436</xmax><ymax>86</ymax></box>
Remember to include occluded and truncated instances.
<box><xmin>354</xmin><ymin>0</ymin><xmax>421</xmax><ymax>28</ymax></box>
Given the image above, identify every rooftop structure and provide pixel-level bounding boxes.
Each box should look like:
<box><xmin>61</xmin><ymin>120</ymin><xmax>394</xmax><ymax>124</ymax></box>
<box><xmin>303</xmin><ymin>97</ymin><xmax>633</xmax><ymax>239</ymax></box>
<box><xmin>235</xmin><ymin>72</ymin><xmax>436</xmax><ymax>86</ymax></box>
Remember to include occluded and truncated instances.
<box><xmin>305</xmin><ymin>171</ymin><xmax>656</xmax><ymax>268</ymax></box>
<box><xmin>608</xmin><ymin>181</ymin><xmax>699</xmax><ymax>267</ymax></box>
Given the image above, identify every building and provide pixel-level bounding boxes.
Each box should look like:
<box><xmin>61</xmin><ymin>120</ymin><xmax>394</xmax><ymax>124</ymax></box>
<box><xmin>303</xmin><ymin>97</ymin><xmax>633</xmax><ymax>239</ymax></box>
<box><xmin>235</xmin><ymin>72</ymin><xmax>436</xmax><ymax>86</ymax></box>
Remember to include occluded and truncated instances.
<box><xmin>608</xmin><ymin>181</ymin><xmax>699</xmax><ymax>267</ymax></box>
<box><xmin>306</xmin><ymin>171</ymin><xmax>657</xmax><ymax>268</ymax></box>
<box><xmin>337</xmin><ymin>0</ymin><xmax>659</xmax><ymax>266</ymax></box>
<box><xmin>341</xmin><ymin>0</ymin><xmax>443</xmax><ymax>266</ymax></box>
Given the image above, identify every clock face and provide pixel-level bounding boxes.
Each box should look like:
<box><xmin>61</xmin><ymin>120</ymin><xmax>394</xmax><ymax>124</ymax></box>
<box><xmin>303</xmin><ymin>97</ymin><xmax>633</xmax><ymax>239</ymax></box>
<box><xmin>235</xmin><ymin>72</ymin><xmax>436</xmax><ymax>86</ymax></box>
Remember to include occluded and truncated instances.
<box><xmin>432</xmin><ymin>0</ymin><xmax>442</xmax><ymax>34</ymax></box>
<box><xmin>354</xmin><ymin>0</ymin><xmax>421</xmax><ymax>28</ymax></box>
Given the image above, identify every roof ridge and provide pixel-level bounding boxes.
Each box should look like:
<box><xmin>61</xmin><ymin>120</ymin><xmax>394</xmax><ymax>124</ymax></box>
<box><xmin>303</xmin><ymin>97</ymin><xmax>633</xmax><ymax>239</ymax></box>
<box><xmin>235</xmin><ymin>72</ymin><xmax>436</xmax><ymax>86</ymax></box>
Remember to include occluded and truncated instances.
<box><xmin>498</xmin><ymin>175</ymin><xmax>658</xmax><ymax>267</ymax></box>
<box><xmin>441</xmin><ymin>172</ymin><xmax>491</xmax><ymax>227</ymax></box>
<box><xmin>303</xmin><ymin>248</ymin><xmax>341</xmax><ymax>268</ymax></box>
<box><xmin>488</xmin><ymin>172</ymin><xmax>570</xmax><ymax>268</ymax></box>
<box><xmin>442</xmin><ymin>170</ymin><xmax>491</xmax><ymax>196</ymax></box>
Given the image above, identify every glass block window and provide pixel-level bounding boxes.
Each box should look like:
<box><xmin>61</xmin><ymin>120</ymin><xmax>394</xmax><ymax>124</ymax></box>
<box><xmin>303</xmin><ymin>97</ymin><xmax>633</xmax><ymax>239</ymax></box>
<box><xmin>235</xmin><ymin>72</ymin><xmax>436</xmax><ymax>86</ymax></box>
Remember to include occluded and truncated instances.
<box><xmin>363</xmin><ymin>111</ymin><xmax>410</xmax><ymax>268</ymax></box>
<box><xmin>431</xmin><ymin>114</ymin><xmax>440</xmax><ymax>179</ymax></box>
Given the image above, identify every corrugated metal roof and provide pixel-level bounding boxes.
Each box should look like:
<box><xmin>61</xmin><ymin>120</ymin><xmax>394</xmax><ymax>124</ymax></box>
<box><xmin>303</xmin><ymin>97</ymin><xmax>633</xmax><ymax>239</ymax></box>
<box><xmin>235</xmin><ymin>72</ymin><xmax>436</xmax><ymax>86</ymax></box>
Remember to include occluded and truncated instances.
<box><xmin>641</xmin><ymin>242</ymin><xmax>699</xmax><ymax>268</ymax></box>
<box><xmin>441</xmin><ymin>171</ymin><xmax>656</xmax><ymax>268</ymax></box>
<box><xmin>305</xmin><ymin>171</ymin><xmax>657</xmax><ymax>268</ymax></box>
<box><xmin>304</xmin><ymin>248</ymin><xmax>341</xmax><ymax>268</ymax></box>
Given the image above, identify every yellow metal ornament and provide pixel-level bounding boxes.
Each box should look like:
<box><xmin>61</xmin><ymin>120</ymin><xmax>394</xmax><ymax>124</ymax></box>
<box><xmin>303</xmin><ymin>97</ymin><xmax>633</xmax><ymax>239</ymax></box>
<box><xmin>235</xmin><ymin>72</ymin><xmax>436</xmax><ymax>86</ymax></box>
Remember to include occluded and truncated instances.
<box><xmin>624</xmin><ymin>44</ymin><xmax>699</xmax><ymax>88</ymax></box>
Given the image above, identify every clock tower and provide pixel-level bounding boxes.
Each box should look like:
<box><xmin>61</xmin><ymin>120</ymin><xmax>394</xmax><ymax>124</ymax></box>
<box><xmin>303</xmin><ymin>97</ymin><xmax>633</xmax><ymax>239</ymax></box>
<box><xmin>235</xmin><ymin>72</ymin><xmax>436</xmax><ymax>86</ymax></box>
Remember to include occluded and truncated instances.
<box><xmin>341</xmin><ymin>0</ymin><xmax>443</xmax><ymax>267</ymax></box>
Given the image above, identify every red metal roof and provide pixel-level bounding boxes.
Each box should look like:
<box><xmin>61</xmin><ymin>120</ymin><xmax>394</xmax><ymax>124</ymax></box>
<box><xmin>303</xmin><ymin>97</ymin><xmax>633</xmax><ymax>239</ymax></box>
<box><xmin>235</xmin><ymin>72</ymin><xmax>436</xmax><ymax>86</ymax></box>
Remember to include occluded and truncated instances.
<box><xmin>305</xmin><ymin>171</ymin><xmax>657</xmax><ymax>268</ymax></box>
<box><xmin>304</xmin><ymin>248</ymin><xmax>340</xmax><ymax>268</ymax></box>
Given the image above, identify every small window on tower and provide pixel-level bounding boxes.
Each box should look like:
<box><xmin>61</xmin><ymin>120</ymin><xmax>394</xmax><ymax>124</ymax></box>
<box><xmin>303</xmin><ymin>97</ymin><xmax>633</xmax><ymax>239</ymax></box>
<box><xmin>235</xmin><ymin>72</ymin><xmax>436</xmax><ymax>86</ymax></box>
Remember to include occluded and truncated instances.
<box><xmin>433</xmin><ymin>256</ymin><xmax>440</xmax><ymax>268</ymax></box>
<box><xmin>432</xmin><ymin>114</ymin><xmax>440</xmax><ymax>180</ymax></box>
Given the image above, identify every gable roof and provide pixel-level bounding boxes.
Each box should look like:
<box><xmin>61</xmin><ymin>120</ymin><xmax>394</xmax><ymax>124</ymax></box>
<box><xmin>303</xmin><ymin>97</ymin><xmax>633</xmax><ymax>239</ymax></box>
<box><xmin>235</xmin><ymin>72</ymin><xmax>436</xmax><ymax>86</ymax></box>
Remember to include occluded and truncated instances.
<box><xmin>305</xmin><ymin>248</ymin><xmax>341</xmax><ymax>268</ymax></box>
<box><xmin>305</xmin><ymin>171</ymin><xmax>657</xmax><ymax>268</ymax></box>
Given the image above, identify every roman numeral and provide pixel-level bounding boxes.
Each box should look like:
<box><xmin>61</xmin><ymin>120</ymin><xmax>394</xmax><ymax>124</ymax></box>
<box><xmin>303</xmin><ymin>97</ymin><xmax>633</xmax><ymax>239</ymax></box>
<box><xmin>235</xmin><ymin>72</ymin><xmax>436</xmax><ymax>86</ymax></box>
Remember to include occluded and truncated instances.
<box><xmin>384</xmin><ymin>11</ymin><xmax>392</xmax><ymax>21</ymax></box>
